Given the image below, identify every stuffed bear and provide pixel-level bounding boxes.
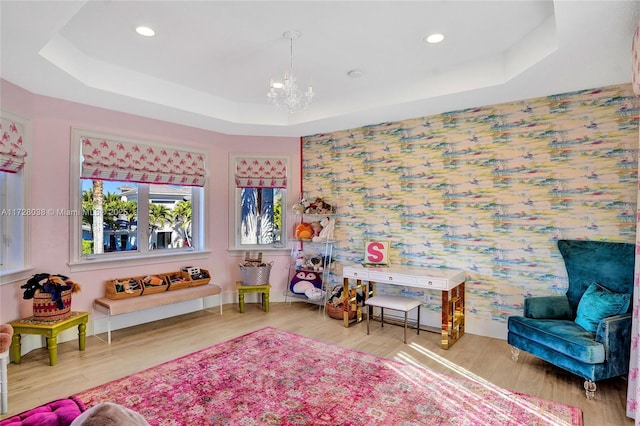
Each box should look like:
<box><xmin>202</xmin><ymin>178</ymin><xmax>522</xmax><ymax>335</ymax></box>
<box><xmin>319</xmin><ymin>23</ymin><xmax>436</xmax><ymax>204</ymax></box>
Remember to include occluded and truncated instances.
<box><xmin>0</xmin><ymin>324</ymin><xmax>13</xmax><ymax>353</ymax></box>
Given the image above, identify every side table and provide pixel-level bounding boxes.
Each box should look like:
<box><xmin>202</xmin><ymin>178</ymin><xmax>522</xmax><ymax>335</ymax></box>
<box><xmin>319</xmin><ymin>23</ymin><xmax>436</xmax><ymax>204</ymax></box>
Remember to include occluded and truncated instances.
<box><xmin>10</xmin><ymin>311</ymin><xmax>89</xmax><ymax>366</ymax></box>
<box><xmin>236</xmin><ymin>282</ymin><xmax>271</xmax><ymax>313</ymax></box>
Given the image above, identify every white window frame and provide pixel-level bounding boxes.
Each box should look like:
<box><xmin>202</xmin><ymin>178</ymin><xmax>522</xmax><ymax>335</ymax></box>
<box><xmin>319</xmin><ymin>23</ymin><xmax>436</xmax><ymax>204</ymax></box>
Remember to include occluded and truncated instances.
<box><xmin>69</xmin><ymin>128</ymin><xmax>209</xmax><ymax>272</ymax></box>
<box><xmin>228</xmin><ymin>154</ymin><xmax>289</xmax><ymax>252</ymax></box>
<box><xmin>0</xmin><ymin>111</ymin><xmax>32</xmax><ymax>284</ymax></box>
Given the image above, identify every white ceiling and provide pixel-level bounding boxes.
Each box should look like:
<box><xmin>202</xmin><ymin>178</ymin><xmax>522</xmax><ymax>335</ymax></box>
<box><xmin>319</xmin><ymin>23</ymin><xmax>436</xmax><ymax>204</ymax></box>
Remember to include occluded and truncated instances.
<box><xmin>1</xmin><ymin>1</ymin><xmax>639</xmax><ymax>137</ymax></box>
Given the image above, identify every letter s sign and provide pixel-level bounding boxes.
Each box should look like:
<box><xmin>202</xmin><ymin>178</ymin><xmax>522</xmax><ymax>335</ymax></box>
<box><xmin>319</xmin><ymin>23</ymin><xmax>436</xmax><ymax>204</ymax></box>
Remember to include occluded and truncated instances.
<box><xmin>365</xmin><ymin>241</ymin><xmax>389</xmax><ymax>264</ymax></box>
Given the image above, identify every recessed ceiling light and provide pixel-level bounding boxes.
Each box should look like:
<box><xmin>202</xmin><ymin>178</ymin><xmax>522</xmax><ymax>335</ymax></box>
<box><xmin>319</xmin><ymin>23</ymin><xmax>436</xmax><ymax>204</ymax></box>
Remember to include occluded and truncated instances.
<box><xmin>135</xmin><ymin>26</ymin><xmax>155</xmax><ymax>37</ymax></box>
<box><xmin>425</xmin><ymin>33</ymin><xmax>444</xmax><ymax>44</ymax></box>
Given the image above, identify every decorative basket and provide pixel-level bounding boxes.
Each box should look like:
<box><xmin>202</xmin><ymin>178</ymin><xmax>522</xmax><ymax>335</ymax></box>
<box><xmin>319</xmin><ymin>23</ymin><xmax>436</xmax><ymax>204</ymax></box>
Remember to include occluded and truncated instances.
<box><xmin>239</xmin><ymin>263</ymin><xmax>272</xmax><ymax>286</ymax></box>
<box><xmin>142</xmin><ymin>275</ymin><xmax>169</xmax><ymax>294</ymax></box>
<box><xmin>33</xmin><ymin>289</ymin><xmax>72</xmax><ymax>322</ymax></box>
<box><xmin>326</xmin><ymin>302</ymin><xmax>356</xmax><ymax>320</ymax></box>
<box><xmin>105</xmin><ymin>277</ymin><xmax>144</xmax><ymax>299</ymax></box>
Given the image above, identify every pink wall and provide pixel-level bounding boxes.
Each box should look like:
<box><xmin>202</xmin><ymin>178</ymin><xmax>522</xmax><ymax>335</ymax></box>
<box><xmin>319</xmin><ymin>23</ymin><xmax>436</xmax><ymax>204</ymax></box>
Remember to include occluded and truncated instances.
<box><xmin>0</xmin><ymin>79</ymin><xmax>300</xmax><ymax>323</ymax></box>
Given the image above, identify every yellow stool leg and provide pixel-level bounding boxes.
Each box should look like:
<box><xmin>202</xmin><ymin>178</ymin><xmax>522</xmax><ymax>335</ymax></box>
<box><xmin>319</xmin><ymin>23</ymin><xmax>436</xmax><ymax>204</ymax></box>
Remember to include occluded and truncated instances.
<box><xmin>239</xmin><ymin>291</ymin><xmax>246</xmax><ymax>313</ymax></box>
<box><xmin>78</xmin><ymin>322</ymin><xmax>87</xmax><ymax>351</ymax></box>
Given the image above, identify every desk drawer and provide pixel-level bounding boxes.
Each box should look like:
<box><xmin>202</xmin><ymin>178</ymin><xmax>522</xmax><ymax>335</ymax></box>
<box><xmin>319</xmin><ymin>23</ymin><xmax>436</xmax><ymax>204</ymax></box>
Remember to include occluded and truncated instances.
<box><xmin>343</xmin><ymin>269</ymin><xmax>369</xmax><ymax>280</ymax></box>
<box><xmin>415</xmin><ymin>278</ymin><xmax>447</xmax><ymax>290</ymax></box>
<box><xmin>368</xmin><ymin>271</ymin><xmax>415</xmax><ymax>285</ymax></box>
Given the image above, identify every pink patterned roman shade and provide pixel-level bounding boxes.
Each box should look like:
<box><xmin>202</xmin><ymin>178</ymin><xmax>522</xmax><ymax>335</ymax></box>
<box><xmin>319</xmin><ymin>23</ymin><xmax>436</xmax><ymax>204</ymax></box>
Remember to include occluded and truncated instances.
<box><xmin>235</xmin><ymin>157</ymin><xmax>287</xmax><ymax>188</ymax></box>
<box><xmin>81</xmin><ymin>136</ymin><xmax>206</xmax><ymax>187</ymax></box>
<box><xmin>0</xmin><ymin>116</ymin><xmax>27</xmax><ymax>173</ymax></box>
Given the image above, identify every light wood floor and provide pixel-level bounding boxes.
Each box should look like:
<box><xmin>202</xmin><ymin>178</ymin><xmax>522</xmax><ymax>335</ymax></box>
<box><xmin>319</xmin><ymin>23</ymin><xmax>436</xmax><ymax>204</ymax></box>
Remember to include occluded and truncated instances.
<box><xmin>1</xmin><ymin>302</ymin><xmax>632</xmax><ymax>425</ymax></box>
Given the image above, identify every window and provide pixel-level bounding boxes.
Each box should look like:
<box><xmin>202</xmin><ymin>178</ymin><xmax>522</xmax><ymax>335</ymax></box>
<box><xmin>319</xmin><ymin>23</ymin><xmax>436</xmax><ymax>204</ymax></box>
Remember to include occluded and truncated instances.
<box><xmin>0</xmin><ymin>112</ymin><xmax>30</xmax><ymax>280</ymax></box>
<box><xmin>70</xmin><ymin>129</ymin><xmax>208</xmax><ymax>269</ymax></box>
<box><xmin>229</xmin><ymin>155</ymin><xmax>289</xmax><ymax>251</ymax></box>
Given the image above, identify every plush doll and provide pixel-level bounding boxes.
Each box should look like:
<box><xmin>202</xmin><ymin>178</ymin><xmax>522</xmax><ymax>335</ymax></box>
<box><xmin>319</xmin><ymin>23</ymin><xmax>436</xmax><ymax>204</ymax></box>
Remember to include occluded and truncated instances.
<box><xmin>295</xmin><ymin>222</ymin><xmax>314</xmax><ymax>240</ymax></box>
<box><xmin>312</xmin><ymin>217</ymin><xmax>336</xmax><ymax>242</ymax></box>
<box><xmin>304</xmin><ymin>287</ymin><xmax>325</xmax><ymax>301</ymax></box>
<box><xmin>310</xmin><ymin>221</ymin><xmax>323</xmax><ymax>238</ymax></box>
<box><xmin>290</xmin><ymin>270</ymin><xmax>322</xmax><ymax>294</ymax></box>
<box><xmin>0</xmin><ymin>324</ymin><xmax>13</xmax><ymax>353</ymax></box>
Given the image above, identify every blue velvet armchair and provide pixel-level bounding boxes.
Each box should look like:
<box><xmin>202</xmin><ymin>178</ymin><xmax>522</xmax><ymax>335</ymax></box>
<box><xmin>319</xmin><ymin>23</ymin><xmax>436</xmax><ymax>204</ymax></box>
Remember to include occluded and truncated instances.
<box><xmin>507</xmin><ymin>239</ymin><xmax>635</xmax><ymax>398</ymax></box>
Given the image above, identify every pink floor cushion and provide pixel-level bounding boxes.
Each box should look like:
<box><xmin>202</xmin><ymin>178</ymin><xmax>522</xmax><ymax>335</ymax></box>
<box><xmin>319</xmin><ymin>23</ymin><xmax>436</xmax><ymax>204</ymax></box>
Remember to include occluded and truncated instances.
<box><xmin>0</xmin><ymin>396</ymin><xmax>85</xmax><ymax>426</ymax></box>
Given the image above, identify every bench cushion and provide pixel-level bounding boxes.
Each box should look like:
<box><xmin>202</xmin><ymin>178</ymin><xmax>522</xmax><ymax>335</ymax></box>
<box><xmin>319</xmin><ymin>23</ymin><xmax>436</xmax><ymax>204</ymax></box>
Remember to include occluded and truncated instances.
<box><xmin>94</xmin><ymin>284</ymin><xmax>221</xmax><ymax>316</ymax></box>
<box><xmin>365</xmin><ymin>295</ymin><xmax>421</xmax><ymax>312</ymax></box>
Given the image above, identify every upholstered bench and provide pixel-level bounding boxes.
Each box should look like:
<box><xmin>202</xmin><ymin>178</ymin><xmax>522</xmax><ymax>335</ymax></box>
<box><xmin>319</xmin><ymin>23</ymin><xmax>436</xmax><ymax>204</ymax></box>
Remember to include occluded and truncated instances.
<box><xmin>365</xmin><ymin>295</ymin><xmax>421</xmax><ymax>343</ymax></box>
<box><xmin>93</xmin><ymin>284</ymin><xmax>222</xmax><ymax>344</ymax></box>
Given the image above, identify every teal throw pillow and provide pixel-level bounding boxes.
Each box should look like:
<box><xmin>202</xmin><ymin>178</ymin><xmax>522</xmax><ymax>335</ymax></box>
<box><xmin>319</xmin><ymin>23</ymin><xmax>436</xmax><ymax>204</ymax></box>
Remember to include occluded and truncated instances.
<box><xmin>575</xmin><ymin>282</ymin><xmax>630</xmax><ymax>332</ymax></box>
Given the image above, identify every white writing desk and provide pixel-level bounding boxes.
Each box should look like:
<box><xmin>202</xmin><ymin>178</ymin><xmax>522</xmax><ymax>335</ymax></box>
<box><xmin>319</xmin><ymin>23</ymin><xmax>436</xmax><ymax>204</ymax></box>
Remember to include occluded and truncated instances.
<box><xmin>342</xmin><ymin>264</ymin><xmax>466</xmax><ymax>349</ymax></box>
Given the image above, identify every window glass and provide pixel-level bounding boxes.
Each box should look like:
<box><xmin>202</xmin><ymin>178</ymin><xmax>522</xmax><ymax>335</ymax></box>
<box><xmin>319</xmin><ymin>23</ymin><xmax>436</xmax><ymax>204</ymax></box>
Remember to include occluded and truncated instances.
<box><xmin>239</xmin><ymin>187</ymin><xmax>284</xmax><ymax>246</ymax></box>
<box><xmin>0</xmin><ymin>170</ymin><xmax>26</xmax><ymax>274</ymax></box>
<box><xmin>80</xmin><ymin>179</ymin><xmax>198</xmax><ymax>256</ymax></box>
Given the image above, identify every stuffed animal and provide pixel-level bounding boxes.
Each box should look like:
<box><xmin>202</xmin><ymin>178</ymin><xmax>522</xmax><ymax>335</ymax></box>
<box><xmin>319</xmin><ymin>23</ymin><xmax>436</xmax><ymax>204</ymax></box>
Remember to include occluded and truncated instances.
<box><xmin>305</xmin><ymin>197</ymin><xmax>335</xmax><ymax>214</ymax></box>
<box><xmin>290</xmin><ymin>270</ymin><xmax>322</xmax><ymax>294</ymax></box>
<box><xmin>304</xmin><ymin>287</ymin><xmax>325</xmax><ymax>301</ymax></box>
<box><xmin>0</xmin><ymin>324</ymin><xmax>13</xmax><ymax>353</ymax></box>
<box><xmin>310</xmin><ymin>221</ymin><xmax>323</xmax><ymax>238</ymax></box>
<box><xmin>312</xmin><ymin>216</ymin><xmax>336</xmax><ymax>242</ymax></box>
<box><xmin>295</xmin><ymin>222</ymin><xmax>314</xmax><ymax>240</ymax></box>
<box><xmin>21</xmin><ymin>273</ymin><xmax>79</xmax><ymax>309</ymax></box>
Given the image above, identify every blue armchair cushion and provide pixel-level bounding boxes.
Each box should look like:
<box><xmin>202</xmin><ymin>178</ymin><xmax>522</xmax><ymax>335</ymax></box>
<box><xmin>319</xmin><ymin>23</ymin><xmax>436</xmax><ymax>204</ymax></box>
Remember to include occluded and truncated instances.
<box><xmin>508</xmin><ymin>316</ymin><xmax>605</xmax><ymax>364</ymax></box>
<box><xmin>575</xmin><ymin>282</ymin><xmax>630</xmax><ymax>332</ymax></box>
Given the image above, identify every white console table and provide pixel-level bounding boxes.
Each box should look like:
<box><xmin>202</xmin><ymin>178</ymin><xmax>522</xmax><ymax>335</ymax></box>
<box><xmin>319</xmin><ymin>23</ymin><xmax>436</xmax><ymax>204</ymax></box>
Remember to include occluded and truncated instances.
<box><xmin>342</xmin><ymin>264</ymin><xmax>466</xmax><ymax>349</ymax></box>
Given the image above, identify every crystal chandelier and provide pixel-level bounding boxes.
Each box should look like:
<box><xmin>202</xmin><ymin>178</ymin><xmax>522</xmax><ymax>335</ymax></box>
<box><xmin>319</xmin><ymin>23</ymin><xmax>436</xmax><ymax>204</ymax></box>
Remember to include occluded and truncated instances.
<box><xmin>267</xmin><ymin>30</ymin><xmax>314</xmax><ymax>114</ymax></box>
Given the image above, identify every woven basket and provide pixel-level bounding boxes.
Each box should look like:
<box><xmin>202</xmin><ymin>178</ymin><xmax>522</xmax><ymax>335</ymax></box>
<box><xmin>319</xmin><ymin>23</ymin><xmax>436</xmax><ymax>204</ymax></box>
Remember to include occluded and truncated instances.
<box><xmin>33</xmin><ymin>289</ymin><xmax>72</xmax><ymax>322</ymax></box>
<box><xmin>326</xmin><ymin>302</ymin><xmax>356</xmax><ymax>320</ymax></box>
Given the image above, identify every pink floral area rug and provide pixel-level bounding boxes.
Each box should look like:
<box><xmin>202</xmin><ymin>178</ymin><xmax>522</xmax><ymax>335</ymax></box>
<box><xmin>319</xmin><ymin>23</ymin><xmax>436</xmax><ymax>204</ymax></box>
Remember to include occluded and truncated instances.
<box><xmin>74</xmin><ymin>327</ymin><xmax>583</xmax><ymax>425</ymax></box>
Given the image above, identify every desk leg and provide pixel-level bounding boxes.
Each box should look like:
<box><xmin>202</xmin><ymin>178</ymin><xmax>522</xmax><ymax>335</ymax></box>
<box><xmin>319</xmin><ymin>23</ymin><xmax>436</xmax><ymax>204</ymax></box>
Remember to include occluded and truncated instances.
<box><xmin>78</xmin><ymin>322</ymin><xmax>87</xmax><ymax>351</ymax></box>
<box><xmin>263</xmin><ymin>291</ymin><xmax>270</xmax><ymax>313</ymax></box>
<box><xmin>441</xmin><ymin>289</ymin><xmax>451</xmax><ymax>349</ymax></box>
<box><xmin>10</xmin><ymin>335</ymin><xmax>20</xmax><ymax>364</ymax></box>
<box><xmin>441</xmin><ymin>282</ymin><xmax>465</xmax><ymax>349</ymax></box>
<box><xmin>342</xmin><ymin>278</ymin><xmax>350</xmax><ymax>327</ymax></box>
<box><xmin>239</xmin><ymin>292</ymin><xmax>246</xmax><ymax>313</ymax></box>
<box><xmin>46</xmin><ymin>337</ymin><xmax>57</xmax><ymax>366</ymax></box>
